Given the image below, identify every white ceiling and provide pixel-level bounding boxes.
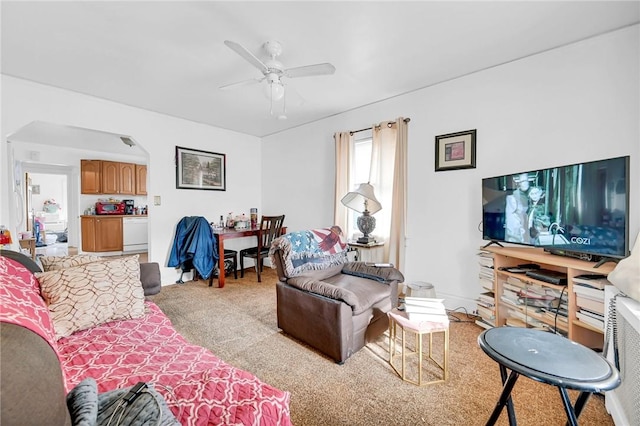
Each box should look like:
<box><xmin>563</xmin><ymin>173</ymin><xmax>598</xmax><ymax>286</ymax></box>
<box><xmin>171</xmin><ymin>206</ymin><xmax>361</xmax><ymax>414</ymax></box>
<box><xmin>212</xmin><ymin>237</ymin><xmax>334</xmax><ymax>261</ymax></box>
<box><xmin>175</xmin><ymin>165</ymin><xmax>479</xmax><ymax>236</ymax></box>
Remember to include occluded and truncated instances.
<box><xmin>2</xmin><ymin>1</ymin><xmax>639</xmax><ymax>138</ymax></box>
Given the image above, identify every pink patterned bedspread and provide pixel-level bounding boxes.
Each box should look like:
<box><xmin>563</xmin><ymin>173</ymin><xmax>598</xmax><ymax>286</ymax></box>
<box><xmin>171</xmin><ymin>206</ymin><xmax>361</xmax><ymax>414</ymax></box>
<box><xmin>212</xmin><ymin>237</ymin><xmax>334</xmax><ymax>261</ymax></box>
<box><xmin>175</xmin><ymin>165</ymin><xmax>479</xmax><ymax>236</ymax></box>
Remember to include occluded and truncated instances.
<box><xmin>0</xmin><ymin>256</ymin><xmax>291</xmax><ymax>426</ymax></box>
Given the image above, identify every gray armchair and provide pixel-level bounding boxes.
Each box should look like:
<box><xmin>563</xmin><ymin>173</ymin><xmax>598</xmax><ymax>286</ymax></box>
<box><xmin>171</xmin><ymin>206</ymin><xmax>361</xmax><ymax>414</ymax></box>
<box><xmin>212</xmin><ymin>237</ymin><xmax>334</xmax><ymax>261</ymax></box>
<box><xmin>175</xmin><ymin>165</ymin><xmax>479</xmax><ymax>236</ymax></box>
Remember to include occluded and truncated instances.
<box><xmin>269</xmin><ymin>227</ymin><xmax>404</xmax><ymax>364</ymax></box>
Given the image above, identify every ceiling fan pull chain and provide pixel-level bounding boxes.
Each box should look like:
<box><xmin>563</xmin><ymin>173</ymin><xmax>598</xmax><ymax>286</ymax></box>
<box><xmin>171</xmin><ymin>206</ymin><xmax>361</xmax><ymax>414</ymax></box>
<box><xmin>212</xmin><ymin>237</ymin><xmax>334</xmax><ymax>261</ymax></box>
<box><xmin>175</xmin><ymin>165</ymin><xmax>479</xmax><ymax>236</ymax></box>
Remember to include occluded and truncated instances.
<box><xmin>269</xmin><ymin>86</ymin><xmax>274</xmax><ymax>116</ymax></box>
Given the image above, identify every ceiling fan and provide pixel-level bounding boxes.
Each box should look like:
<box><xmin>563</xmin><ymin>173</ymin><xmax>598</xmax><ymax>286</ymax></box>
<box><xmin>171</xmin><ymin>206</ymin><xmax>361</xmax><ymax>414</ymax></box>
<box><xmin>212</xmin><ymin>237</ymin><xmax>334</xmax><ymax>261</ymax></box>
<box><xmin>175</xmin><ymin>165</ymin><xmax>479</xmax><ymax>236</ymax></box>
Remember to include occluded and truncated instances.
<box><xmin>220</xmin><ymin>40</ymin><xmax>336</xmax><ymax>117</ymax></box>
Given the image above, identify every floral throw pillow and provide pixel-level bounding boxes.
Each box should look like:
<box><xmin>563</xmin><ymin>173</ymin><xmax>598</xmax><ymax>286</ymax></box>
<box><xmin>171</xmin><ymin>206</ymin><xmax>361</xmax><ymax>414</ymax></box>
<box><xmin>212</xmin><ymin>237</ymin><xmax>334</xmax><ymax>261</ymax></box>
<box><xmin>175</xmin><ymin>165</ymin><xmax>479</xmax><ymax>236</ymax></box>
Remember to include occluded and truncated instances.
<box><xmin>40</xmin><ymin>254</ymin><xmax>103</xmax><ymax>272</ymax></box>
<box><xmin>36</xmin><ymin>255</ymin><xmax>145</xmax><ymax>339</ymax></box>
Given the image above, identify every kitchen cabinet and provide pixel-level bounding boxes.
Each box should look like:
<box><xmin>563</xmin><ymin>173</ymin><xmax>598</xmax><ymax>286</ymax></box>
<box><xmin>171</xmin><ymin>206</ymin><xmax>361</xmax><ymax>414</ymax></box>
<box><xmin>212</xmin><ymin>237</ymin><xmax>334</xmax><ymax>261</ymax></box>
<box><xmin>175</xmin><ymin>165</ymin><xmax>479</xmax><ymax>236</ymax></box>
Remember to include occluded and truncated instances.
<box><xmin>81</xmin><ymin>160</ymin><xmax>102</xmax><ymax>194</ymax></box>
<box><xmin>81</xmin><ymin>216</ymin><xmax>123</xmax><ymax>252</ymax></box>
<box><xmin>101</xmin><ymin>161</ymin><xmax>120</xmax><ymax>194</ymax></box>
<box><xmin>120</xmin><ymin>163</ymin><xmax>136</xmax><ymax>195</ymax></box>
<box><xmin>81</xmin><ymin>160</ymin><xmax>143</xmax><ymax>195</ymax></box>
<box><xmin>135</xmin><ymin>164</ymin><xmax>147</xmax><ymax>195</ymax></box>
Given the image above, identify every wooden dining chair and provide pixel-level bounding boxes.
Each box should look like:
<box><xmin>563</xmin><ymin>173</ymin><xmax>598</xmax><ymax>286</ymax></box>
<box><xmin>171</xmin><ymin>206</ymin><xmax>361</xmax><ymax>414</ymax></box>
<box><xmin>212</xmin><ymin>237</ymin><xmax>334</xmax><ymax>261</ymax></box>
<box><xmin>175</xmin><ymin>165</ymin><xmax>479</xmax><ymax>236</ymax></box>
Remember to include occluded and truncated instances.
<box><xmin>240</xmin><ymin>215</ymin><xmax>285</xmax><ymax>282</ymax></box>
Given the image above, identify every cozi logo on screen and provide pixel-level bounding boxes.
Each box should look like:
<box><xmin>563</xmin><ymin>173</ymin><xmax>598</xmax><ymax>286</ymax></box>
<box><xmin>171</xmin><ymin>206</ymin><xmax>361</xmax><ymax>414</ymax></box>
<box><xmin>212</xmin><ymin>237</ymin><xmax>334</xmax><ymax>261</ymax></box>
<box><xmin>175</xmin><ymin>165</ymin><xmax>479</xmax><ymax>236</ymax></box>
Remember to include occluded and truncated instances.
<box><xmin>571</xmin><ymin>236</ymin><xmax>591</xmax><ymax>245</ymax></box>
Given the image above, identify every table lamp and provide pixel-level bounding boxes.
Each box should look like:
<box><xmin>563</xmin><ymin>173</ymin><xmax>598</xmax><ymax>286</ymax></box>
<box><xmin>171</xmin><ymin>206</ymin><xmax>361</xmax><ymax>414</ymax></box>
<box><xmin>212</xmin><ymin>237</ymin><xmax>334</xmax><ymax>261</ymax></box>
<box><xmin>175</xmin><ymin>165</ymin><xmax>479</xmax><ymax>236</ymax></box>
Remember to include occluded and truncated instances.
<box><xmin>341</xmin><ymin>183</ymin><xmax>382</xmax><ymax>244</ymax></box>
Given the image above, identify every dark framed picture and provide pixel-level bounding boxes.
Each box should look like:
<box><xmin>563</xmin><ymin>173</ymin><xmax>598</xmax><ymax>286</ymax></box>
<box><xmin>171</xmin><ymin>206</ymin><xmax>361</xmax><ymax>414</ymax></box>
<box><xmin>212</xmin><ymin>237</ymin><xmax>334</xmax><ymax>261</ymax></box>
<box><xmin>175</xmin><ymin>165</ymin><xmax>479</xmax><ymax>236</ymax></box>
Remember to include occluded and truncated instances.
<box><xmin>175</xmin><ymin>146</ymin><xmax>226</xmax><ymax>191</ymax></box>
<box><xmin>435</xmin><ymin>129</ymin><xmax>476</xmax><ymax>172</ymax></box>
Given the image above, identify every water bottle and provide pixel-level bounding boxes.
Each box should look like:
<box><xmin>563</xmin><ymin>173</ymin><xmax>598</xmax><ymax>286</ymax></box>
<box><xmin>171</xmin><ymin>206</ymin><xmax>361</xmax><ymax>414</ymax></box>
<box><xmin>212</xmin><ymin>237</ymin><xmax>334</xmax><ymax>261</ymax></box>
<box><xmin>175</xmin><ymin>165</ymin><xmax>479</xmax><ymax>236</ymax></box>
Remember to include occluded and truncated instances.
<box><xmin>34</xmin><ymin>220</ymin><xmax>41</xmax><ymax>245</ymax></box>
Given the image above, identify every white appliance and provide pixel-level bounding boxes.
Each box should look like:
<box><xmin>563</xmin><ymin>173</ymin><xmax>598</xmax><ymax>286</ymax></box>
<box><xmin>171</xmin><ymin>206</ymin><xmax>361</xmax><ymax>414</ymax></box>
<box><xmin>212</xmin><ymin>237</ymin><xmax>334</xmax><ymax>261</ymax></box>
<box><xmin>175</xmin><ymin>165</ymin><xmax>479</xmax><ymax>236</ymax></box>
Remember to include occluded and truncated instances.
<box><xmin>604</xmin><ymin>286</ymin><xmax>640</xmax><ymax>425</ymax></box>
<box><xmin>123</xmin><ymin>217</ymin><xmax>148</xmax><ymax>253</ymax></box>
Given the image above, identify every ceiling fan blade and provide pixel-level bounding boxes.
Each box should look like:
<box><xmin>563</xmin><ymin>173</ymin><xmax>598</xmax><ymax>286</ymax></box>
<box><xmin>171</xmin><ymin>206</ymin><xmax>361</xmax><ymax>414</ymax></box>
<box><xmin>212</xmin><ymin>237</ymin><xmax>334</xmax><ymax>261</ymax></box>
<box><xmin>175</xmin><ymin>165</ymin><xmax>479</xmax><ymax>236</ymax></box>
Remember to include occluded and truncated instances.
<box><xmin>284</xmin><ymin>63</ymin><xmax>336</xmax><ymax>78</ymax></box>
<box><xmin>219</xmin><ymin>77</ymin><xmax>264</xmax><ymax>90</ymax></box>
<box><xmin>224</xmin><ymin>40</ymin><xmax>268</xmax><ymax>74</ymax></box>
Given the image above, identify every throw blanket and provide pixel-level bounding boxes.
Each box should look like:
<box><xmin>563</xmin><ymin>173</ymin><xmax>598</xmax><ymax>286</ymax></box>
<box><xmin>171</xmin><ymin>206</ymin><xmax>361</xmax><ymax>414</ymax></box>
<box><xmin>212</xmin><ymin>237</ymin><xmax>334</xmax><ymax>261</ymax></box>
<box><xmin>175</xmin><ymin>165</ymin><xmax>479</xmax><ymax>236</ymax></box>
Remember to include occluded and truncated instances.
<box><xmin>58</xmin><ymin>302</ymin><xmax>291</xmax><ymax>426</ymax></box>
<box><xmin>269</xmin><ymin>226</ymin><xmax>348</xmax><ymax>277</ymax></box>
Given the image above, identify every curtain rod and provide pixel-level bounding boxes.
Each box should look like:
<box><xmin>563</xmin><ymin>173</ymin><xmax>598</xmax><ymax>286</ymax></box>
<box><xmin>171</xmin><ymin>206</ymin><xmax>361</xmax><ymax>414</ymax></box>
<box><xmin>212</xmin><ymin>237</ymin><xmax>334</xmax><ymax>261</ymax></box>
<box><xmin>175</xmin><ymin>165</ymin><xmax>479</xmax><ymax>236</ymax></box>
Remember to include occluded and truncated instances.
<box><xmin>349</xmin><ymin>118</ymin><xmax>411</xmax><ymax>136</ymax></box>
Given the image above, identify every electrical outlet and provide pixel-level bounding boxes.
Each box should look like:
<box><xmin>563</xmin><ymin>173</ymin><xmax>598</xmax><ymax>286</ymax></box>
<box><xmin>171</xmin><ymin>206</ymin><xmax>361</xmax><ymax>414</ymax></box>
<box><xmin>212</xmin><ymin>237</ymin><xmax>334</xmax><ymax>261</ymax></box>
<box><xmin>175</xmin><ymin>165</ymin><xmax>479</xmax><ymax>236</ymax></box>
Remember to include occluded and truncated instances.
<box><xmin>153</xmin><ymin>196</ymin><xmax>161</xmax><ymax>206</ymax></box>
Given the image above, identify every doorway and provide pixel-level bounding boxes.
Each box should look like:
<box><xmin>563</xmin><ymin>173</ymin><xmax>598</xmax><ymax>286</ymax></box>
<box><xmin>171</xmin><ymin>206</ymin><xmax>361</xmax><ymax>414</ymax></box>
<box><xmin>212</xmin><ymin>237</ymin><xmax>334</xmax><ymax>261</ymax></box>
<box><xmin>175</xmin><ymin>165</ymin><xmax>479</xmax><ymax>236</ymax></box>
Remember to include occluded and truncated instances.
<box><xmin>20</xmin><ymin>162</ymin><xmax>79</xmax><ymax>254</ymax></box>
<box><xmin>26</xmin><ymin>172</ymin><xmax>70</xmax><ymax>255</ymax></box>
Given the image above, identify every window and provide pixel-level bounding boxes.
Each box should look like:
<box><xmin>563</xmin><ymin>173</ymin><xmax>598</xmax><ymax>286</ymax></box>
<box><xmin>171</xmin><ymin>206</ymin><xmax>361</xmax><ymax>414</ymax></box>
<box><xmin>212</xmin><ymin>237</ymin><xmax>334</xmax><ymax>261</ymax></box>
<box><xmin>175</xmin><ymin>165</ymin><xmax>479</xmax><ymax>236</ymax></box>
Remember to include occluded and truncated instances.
<box><xmin>346</xmin><ymin>133</ymin><xmax>388</xmax><ymax>240</ymax></box>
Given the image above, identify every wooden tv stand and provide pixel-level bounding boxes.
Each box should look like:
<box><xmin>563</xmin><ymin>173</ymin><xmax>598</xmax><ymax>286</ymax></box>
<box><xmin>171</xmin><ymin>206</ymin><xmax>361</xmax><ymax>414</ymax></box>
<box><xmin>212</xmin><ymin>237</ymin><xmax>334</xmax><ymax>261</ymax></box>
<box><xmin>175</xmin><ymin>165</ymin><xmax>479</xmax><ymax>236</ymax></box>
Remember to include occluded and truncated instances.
<box><xmin>481</xmin><ymin>246</ymin><xmax>616</xmax><ymax>350</ymax></box>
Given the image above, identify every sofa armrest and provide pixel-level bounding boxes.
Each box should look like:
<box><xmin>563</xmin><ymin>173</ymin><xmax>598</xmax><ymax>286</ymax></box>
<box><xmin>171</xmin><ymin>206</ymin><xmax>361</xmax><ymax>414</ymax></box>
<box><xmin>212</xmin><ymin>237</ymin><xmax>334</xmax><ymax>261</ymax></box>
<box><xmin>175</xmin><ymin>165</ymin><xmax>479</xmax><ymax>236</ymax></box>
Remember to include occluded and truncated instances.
<box><xmin>341</xmin><ymin>262</ymin><xmax>404</xmax><ymax>283</ymax></box>
<box><xmin>0</xmin><ymin>249</ymin><xmax>42</xmax><ymax>273</ymax></box>
<box><xmin>140</xmin><ymin>262</ymin><xmax>161</xmax><ymax>296</ymax></box>
<box><xmin>1</xmin><ymin>323</ymin><xmax>71</xmax><ymax>426</ymax></box>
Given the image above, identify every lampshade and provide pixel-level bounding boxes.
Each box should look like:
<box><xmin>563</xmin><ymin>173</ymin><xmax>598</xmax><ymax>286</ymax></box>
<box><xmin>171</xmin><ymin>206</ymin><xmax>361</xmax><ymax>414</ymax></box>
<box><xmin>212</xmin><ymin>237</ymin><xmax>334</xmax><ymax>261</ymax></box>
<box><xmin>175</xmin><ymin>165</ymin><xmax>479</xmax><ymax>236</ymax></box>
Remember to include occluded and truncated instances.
<box><xmin>341</xmin><ymin>183</ymin><xmax>382</xmax><ymax>214</ymax></box>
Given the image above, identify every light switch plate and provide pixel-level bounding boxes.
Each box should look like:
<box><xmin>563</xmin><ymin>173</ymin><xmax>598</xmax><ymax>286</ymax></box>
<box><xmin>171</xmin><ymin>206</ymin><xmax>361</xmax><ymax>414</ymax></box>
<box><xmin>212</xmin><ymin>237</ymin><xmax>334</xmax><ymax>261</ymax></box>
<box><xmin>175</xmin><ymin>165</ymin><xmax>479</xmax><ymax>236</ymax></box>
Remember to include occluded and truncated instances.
<box><xmin>153</xmin><ymin>196</ymin><xmax>161</xmax><ymax>206</ymax></box>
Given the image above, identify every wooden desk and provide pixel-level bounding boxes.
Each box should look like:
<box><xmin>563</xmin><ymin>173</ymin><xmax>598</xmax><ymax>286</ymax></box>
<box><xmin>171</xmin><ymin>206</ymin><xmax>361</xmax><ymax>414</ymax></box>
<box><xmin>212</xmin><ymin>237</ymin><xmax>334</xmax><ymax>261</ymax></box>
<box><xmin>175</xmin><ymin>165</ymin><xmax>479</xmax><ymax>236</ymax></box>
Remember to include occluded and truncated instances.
<box><xmin>212</xmin><ymin>226</ymin><xmax>286</xmax><ymax>288</ymax></box>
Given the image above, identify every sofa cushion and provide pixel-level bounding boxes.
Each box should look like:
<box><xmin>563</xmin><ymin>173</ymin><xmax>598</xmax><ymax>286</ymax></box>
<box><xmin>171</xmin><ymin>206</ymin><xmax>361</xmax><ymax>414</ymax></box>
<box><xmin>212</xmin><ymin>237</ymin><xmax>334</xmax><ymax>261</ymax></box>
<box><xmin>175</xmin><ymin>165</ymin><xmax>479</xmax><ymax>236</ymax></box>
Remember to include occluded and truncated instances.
<box><xmin>286</xmin><ymin>276</ymin><xmax>361</xmax><ymax>308</ymax></box>
<box><xmin>292</xmin><ymin>264</ymin><xmax>344</xmax><ymax>282</ymax></box>
<box><xmin>324</xmin><ymin>274</ymin><xmax>393</xmax><ymax>314</ymax></box>
<box><xmin>40</xmin><ymin>254</ymin><xmax>103</xmax><ymax>272</ymax></box>
<box><xmin>36</xmin><ymin>255</ymin><xmax>145</xmax><ymax>339</ymax></box>
<box><xmin>287</xmin><ymin>273</ymin><xmax>391</xmax><ymax>315</ymax></box>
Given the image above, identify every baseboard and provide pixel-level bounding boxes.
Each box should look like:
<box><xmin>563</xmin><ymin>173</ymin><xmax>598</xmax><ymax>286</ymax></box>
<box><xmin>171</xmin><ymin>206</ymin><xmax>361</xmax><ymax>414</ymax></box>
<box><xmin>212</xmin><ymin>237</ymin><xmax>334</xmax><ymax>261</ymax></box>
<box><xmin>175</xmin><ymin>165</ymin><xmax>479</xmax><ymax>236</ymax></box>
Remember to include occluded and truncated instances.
<box><xmin>437</xmin><ymin>291</ymin><xmax>477</xmax><ymax>315</ymax></box>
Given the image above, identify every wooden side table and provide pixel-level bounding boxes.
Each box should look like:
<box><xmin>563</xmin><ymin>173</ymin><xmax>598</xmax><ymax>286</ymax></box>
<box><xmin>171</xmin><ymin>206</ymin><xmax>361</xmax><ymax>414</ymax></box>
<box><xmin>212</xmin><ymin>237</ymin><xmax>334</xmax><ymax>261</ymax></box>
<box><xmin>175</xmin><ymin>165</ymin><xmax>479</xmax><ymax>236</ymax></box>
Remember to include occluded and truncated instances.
<box><xmin>18</xmin><ymin>238</ymin><xmax>36</xmax><ymax>260</ymax></box>
<box><xmin>347</xmin><ymin>241</ymin><xmax>384</xmax><ymax>262</ymax></box>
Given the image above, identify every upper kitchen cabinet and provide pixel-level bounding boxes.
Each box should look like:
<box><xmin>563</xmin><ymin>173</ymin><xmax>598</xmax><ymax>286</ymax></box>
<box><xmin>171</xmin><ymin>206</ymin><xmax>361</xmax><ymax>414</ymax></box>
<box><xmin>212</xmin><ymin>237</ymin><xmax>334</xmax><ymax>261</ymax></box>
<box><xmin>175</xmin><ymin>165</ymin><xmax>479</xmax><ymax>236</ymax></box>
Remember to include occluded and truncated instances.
<box><xmin>101</xmin><ymin>161</ymin><xmax>120</xmax><ymax>194</ymax></box>
<box><xmin>81</xmin><ymin>160</ymin><xmax>102</xmax><ymax>194</ymax></box>
<box><xmin>82</xmin><ymin>160</ymin><xmax>145</xmax><ymax>195</ymax></box>
<box><xmin>135</xmin><ymin>164</ymin><xmax>147</xmax><ymax>195</ymax></box>
<box><xmin>119</xmin><ymin>162</ymin><xmax>136</xmax><ymax>195</ymax></box>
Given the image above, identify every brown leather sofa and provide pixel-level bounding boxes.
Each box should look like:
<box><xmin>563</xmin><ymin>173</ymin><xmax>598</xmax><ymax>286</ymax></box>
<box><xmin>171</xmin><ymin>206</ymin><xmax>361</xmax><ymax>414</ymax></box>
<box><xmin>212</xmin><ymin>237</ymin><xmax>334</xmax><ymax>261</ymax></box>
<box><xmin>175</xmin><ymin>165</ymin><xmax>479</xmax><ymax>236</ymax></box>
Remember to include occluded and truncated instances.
<box><xmin>269</xmin><ymin>229</ymin><xmax>404</xmax><ymax>364</ymax></box>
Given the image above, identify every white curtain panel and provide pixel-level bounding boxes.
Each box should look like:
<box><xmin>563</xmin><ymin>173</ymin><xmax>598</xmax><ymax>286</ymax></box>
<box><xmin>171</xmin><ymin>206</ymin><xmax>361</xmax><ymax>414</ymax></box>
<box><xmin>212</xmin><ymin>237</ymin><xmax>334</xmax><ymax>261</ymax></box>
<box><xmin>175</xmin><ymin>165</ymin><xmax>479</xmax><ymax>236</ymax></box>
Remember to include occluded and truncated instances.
<box><xmin>333</xmin><ymin>131</ymin><xmax>352</xmax><ymax>234</ymax></box>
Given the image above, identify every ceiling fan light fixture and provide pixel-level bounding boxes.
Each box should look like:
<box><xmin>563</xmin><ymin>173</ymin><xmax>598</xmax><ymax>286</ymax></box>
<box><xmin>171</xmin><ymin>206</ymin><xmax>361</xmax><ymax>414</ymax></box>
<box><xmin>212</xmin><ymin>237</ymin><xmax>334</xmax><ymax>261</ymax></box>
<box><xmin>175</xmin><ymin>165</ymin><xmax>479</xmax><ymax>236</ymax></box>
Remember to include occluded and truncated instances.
<box><xmin>264</xmin><ymin>80</ymin><xmax>285</xmax><ymax>101</ymax></box>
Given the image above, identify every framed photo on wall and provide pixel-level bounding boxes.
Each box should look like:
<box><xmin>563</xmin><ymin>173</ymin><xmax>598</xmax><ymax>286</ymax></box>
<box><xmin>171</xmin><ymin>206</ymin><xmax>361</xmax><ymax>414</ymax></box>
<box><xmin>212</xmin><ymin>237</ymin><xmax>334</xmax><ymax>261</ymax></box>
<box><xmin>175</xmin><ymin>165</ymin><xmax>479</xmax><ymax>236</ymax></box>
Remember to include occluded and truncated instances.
<box><xmin>176</xmin><ymin>146</ymin><xmax>226</xmax><ymax>191</ymax></box>
<box><xmin>435</xmin><ymin>129</ymin><xmax>476</xmax><ymax>172</ymax></box>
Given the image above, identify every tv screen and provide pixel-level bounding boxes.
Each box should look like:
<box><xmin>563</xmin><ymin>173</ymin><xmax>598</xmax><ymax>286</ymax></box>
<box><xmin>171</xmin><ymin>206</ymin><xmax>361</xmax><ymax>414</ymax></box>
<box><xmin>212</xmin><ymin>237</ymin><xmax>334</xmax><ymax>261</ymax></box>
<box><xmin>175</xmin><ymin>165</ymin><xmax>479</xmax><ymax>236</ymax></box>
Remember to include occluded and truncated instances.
<box><xmin>482</xmin><ymin>156</ymin><xmax>630</xmax><ymax>259</ymax></box>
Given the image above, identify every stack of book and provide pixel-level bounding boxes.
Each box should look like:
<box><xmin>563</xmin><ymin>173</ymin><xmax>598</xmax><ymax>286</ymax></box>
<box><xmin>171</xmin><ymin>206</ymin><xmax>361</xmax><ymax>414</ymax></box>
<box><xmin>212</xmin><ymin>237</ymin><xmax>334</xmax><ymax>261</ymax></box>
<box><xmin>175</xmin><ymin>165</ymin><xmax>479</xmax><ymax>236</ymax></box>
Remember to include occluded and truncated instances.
<box><xmin>476</xmin><ymin>293</ymin><xmax>495</xmax><ymax>325</ymax></box>
<box><xmin>500</xmin><ymin>276</ymin><xmax>526</xmax><ymax>307</ymax></box>
<box><xmin>501</xmin><ymin>275</ymin><xmax>569</xmax><ymax>334</ymax></box>
<box><xmin>573</xmin><ymin>274</ymin><xmax>609</xmax><ymax>331</ymax></box>
<box><xmin>478</xmin><ymin>251</ymin><xmax>495</xmax><ymax>289</ymax></box>
<box><xmin>476</xmin><ymin>251</ymin><xmax>495</xmax><ymax>328</ymax></box>
<box><xmin>403</xmin><ymin>297</ymin><xmax>448</xmax><ymax>323</ymax></box>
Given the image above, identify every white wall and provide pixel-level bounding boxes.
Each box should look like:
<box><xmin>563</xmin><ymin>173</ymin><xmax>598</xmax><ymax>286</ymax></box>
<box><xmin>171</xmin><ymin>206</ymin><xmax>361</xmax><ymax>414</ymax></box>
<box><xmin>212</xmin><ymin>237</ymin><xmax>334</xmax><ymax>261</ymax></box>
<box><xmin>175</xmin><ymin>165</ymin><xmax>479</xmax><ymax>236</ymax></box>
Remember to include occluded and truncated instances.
<box><xmin>30</xmin><ymin>173</ymin><xmax>66</xmax><ymax>216</ymax></box>
<box><xmin>1</xmin><ymin>76</ymin><xmax>263</xmax><ymax>283</ymax></box>
<box><xmin>262</xmin><ymin>25</ymin><xmax>640</xmax><ymax>311</ymax></box>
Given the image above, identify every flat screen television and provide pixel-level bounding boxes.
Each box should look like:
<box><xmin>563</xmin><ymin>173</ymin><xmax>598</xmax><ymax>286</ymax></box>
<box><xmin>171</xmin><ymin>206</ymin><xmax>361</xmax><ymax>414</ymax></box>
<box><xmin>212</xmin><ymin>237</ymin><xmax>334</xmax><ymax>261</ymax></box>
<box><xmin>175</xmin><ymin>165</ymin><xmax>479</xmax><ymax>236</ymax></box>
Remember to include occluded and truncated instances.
<box><xmin>482</xmin><ymin>156</ymin><xmax>630</xmax><ymax>261</ymax></box>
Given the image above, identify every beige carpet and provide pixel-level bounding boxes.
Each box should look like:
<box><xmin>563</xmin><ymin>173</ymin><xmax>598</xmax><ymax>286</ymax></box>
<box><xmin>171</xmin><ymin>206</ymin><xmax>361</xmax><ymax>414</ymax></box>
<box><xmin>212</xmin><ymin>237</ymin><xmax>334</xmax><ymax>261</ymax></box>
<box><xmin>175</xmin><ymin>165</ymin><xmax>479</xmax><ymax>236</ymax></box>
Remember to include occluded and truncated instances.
<box><xmin>149</xmin><ymin>268</ymin><xmax>614</xmax><ymax>426</ymax></box>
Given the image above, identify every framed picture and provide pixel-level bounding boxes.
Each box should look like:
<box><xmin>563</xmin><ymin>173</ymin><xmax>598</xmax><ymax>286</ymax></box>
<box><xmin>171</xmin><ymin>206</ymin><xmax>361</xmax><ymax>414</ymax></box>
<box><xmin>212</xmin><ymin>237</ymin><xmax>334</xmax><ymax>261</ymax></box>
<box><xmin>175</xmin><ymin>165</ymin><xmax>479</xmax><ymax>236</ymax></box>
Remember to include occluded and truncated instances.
<box><xmin>435</xmin><ymin>129</ymin><xmax>476</xmax><ymax>172</ymax></box>
<box><xmin>176</xmin><ymin>146</ymin><xmax>226</xmax><ymax>191</ymax></box>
